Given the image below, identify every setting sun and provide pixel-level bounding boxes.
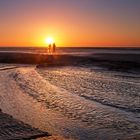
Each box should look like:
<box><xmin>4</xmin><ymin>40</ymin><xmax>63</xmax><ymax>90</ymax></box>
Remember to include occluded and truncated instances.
<box><xmin>45</xmin><ymin>37</ymin><xmax>54</xmax><ymax>45</ymax></box>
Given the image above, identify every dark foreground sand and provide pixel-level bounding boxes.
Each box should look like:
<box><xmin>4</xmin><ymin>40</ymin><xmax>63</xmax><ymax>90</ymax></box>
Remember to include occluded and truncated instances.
<box><xmin>0</xmin><ymin>109</ymin><xmax>49</xmax><ymax>140</ymax></box>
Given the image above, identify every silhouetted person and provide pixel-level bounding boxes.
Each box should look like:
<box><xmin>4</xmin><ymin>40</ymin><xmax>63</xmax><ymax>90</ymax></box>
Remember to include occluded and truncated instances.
<box><xmin>48</xmin><ymin>44</ymin><xmax>51</xmax><ymax>53</ymax></box>
<box><xmin>52</xmin><ymin>43</ymin><xmax>56</xmax><ymax>53</ymax></box>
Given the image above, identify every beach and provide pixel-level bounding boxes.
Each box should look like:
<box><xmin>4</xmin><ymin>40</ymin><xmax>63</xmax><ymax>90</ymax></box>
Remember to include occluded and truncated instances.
<box><xmin>0</xmin><ymin>48</ymin><xmax>140</xmax><ymax>140</ymax></box>
<box><xmin>1</xmin><ymin>0</ymin><xmax>140</xmax><ymax>139</ymax></box>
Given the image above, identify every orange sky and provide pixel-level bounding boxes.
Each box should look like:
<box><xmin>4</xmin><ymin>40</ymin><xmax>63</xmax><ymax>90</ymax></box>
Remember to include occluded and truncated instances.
<box><xmin>0</xmin><ymin>0</ymin><xmax>140</xmax><ymax>47</ymax></box>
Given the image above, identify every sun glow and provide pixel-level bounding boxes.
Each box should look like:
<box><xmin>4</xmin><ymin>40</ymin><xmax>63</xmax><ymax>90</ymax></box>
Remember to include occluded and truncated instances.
<box><xmin>45</xmin><ymin>37</ymin><xmax>54</xmax><ymax>44</ymax></box>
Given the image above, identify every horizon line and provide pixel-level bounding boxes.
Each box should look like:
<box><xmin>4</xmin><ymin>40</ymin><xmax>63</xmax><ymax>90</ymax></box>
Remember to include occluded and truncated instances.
<box><xmin>0</xmin><ymin>46</ymin><xmax>140</xmax><ymax>48</ymax></box>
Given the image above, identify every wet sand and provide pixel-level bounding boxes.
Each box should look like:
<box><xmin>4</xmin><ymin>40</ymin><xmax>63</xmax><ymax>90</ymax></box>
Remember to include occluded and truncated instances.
<box><xmin>0</xmin><ymin>65</ymin><xmax>72</xmax><ymax>140</ymax></box>
<box><xmin>0</xmin><ymin>51</ymin><xmax>140</xmax><ymax>140</ymax></box>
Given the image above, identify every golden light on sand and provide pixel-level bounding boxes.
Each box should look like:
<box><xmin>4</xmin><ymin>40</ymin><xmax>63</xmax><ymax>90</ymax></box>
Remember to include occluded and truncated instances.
<box><xmin>45</xmin><ymin>37</ymin><xmax>54</xmax><ymax>45</ymax></box>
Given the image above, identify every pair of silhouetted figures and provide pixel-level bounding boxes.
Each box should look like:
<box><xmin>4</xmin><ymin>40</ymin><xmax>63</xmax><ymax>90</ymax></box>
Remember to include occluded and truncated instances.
<box><xmin>48</xmin><ymin>43</ymin><xmax>56</xmax><ymax>53</ymax></box>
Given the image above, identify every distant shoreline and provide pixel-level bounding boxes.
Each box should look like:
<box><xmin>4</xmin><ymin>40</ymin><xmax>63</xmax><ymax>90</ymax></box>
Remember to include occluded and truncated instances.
<box><xmin>0</xmin><ymin>51</ymin><xmax>140</xmax><ymax>73</ymax></box>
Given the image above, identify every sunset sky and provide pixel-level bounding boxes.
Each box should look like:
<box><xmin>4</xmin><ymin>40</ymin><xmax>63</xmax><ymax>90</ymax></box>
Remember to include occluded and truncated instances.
<box><xmin>0</xmin><ymin>0</ymin><xmax>140</xmax><ymax>47</ymax></box>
